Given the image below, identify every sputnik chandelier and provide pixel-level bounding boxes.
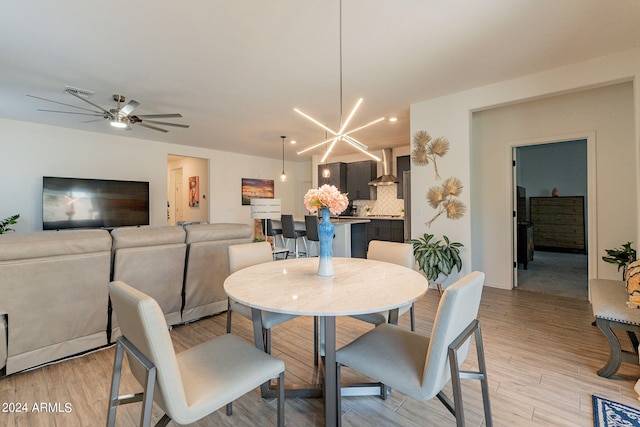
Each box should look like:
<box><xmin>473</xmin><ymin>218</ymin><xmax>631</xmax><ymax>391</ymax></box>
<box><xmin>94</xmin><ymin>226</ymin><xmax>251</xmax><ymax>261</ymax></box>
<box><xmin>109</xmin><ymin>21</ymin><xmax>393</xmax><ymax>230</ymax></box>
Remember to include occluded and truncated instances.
<box><xmin>295</xmin><ymin>0</ymin><xmax>383</xmax><ymax>163</ymax></box>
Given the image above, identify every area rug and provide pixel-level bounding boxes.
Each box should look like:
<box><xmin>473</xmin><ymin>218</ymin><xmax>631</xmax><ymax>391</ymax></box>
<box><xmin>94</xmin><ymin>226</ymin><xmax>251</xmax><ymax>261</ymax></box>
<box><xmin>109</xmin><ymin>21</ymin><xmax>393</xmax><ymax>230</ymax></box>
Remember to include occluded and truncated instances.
<box><xmin>592</xmin><ymin>395</ymin><xmax>640</xmax><ymax>426</ymax></box>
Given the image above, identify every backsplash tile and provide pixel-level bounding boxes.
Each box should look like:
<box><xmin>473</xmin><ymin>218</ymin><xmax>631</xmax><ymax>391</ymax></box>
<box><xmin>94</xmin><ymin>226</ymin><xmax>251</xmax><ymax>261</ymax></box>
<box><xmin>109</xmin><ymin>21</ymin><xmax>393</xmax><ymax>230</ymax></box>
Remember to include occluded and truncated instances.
<box><xmin>352</xmin><ymin>185</ymin><xmax>404</xmax><ymax>216</ymax></box>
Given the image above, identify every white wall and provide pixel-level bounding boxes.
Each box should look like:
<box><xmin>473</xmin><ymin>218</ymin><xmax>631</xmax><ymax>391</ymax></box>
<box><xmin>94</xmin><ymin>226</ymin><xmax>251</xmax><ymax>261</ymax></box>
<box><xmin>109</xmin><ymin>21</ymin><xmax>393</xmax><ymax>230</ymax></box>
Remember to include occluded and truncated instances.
<box><xmin>410</xmin><ymin>48</ymin><xmax>640</xmax><ymax>289</ymax></box>
<box><xmin>0</xmin><ymin>118</ymin><xmax>308</xmax><ymax>233</ymax></box>
<box><xmin>473</xmin><ymin>83</ymin><xmax>634</xmax><ymax>282</ymax></box>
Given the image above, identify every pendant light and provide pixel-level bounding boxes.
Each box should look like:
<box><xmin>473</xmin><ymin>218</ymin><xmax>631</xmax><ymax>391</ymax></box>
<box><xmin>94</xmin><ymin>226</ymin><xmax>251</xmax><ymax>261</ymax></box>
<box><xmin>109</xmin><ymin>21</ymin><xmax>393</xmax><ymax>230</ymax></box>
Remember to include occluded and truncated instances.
<box><xmin>294</xmin><ymin>0</ymin><xmax>383</xmax><ymax>162</ymax></box>
<box><xmin>280</xmin><ymin>135</ymin><xmax>287</xmax><ymax>182</ymax></box>
<box><xmin>322</xmin><ymin>130</ymin><xmax>331</xmax><ymax>178</ymax></box>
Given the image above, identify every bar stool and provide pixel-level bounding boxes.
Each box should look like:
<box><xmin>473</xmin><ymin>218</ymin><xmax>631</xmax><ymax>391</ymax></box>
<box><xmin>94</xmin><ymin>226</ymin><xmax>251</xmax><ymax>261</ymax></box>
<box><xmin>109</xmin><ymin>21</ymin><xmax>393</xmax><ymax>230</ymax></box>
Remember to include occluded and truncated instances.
<box><xmin>281</xmin><ymin>214</ymin><xmax>307</xmax><ymax>258</ymax></box>
<box><xmin>304</xmin><ymin>215</ymin><xmax>320</xmax><ymax>257</ymax></box>
<box><xmin>266</xmin><ymin>219</ymin><xmax>284</xmax><ymax>247</ymax></box>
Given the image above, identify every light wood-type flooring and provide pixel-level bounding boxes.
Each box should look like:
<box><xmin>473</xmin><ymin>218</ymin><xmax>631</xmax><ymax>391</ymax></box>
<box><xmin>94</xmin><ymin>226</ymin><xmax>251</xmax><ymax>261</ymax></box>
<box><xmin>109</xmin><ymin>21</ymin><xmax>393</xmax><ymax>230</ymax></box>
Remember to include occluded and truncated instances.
<box><xmin>1</xmin><ymin>286</ymin><xmax>639</xmax><ymax>426</ymax></box>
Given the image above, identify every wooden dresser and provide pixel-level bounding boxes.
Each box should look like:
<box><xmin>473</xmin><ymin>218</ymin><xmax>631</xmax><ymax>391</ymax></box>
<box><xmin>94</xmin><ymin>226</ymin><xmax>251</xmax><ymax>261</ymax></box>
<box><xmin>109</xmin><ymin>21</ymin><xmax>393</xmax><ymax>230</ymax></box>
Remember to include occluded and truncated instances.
<box><xmin>530</xmin><ymin>196</ymin><xmax>585</xmax><ymax>253</ymax></box>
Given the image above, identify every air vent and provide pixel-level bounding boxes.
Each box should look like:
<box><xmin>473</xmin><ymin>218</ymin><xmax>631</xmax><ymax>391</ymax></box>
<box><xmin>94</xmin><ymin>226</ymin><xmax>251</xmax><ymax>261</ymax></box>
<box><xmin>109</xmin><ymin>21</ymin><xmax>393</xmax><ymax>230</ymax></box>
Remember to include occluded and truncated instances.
<box><xmin>64</xmin><ymin>85</ymin><xmax>94</xmax><ymax>98</ymax></box>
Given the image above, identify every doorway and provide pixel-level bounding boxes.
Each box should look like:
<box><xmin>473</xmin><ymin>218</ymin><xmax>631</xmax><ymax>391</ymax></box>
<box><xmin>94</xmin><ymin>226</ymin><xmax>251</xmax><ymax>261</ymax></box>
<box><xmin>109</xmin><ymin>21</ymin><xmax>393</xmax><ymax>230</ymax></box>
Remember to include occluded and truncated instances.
<box><xmin>512</xmin><ymin>137</ymin><xmax>593</xmax><ymax>299</ymax></box>
<box><xmin>167</xmin><ymin>155</ymin><xmax>209</xmax><ymax>225</ymax></box>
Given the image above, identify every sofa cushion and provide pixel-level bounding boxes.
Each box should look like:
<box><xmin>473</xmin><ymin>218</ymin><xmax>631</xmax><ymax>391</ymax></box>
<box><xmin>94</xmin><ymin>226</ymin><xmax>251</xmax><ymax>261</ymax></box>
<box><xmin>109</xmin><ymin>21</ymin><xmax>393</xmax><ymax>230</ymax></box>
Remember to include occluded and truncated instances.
<box><xmin>184</xmin><ymin>223</ymin><xmax>252</xmax><ymax>244</ymax></box>
<box><xmin>0</xmin><ymin>229</ymin><xmax>112</xmax><ymax>261</ymax></box>
<box><xmin>111</xmin><ymin>225</ymin><xmax>186</xmax><ymax>249</ymax></box>
<box><xmin>111</xmin><ymin>226</ymin><xmax>187</xmax><ymax>329</ymax></box>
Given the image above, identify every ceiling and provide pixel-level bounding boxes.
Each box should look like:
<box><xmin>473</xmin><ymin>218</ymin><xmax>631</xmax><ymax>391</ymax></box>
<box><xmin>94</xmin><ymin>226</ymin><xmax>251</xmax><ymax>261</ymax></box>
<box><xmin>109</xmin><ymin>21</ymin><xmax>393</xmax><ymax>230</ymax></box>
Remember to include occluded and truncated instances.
<box><xmin>2</xmin><ymin>1</ymin><xmax>640</xmax><ymax>161</ymax></box>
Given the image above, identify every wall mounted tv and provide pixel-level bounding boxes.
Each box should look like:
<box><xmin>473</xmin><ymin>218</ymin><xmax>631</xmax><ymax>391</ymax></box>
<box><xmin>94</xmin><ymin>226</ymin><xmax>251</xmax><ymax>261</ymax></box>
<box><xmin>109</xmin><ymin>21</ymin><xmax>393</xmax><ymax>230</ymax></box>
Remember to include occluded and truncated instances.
<box><xmin>42</xmin><ymin>176</ymin><xmax>150</xmax><ymax>230</ymax></box>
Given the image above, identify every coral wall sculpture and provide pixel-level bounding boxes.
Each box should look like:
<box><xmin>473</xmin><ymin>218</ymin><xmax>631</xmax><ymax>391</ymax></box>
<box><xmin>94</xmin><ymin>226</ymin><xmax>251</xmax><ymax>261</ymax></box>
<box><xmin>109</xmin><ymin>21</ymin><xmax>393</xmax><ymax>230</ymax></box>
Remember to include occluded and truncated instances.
<box><xmin>412</xmin><ymin>130</ymin><xmax>466</xmax><ymax>227</ymax></box>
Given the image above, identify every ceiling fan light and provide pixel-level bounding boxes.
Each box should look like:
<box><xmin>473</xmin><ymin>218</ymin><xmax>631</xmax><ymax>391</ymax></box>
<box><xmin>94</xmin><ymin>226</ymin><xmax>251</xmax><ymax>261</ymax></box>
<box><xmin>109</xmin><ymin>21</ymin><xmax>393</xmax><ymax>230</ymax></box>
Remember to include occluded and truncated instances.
<box><xmin>110</xmin><ymin>118</ymin><xmax>127</xmax><ymax>129</ymax></box>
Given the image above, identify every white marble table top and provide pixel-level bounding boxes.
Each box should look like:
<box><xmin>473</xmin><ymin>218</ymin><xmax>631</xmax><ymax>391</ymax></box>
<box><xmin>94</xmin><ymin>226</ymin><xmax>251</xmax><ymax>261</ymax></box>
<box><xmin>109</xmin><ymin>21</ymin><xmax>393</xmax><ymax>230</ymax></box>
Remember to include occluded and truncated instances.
<box><xmin>224</xmin><ymin>257</ymin><xmax>428</xmax><ymax>316</ymax></box>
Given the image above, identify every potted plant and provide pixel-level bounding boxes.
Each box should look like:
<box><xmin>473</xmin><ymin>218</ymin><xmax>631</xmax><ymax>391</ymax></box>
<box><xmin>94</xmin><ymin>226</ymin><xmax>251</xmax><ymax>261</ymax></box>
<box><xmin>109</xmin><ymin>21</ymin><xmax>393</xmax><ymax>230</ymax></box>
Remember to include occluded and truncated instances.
<box><xmin>409</xmin><ymin>232</ymin><xmax>463</xmax><ymax>294</ymax></box>
<box><xmin>0</xmin><ymin>214</ymin><xmax>19</xmax><ymax>234</ymax></box>
<box><xmin>602</xmin><ymin>241</ymin><xmax>636</xmax><ymax>279</ymax></box>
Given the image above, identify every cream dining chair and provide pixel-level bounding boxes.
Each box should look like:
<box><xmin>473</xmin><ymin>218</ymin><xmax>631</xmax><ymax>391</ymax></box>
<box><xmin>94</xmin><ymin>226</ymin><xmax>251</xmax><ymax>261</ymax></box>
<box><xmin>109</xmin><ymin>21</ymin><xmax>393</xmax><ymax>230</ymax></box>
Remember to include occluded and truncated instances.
<box><xmin>336</xmin><ymin>271</ymin><xmax>491</xmax><ymax>427</ymax></box>
<box><xmin>226</xmin><ymin>241</ymin><xmax>297</xmax><ymax>353</ymax></box>
<box><xmin>107</xmin><ymin>280</ymin><xmax>285</xmax><ymax>427</ymax></box>
<box><xmin>349</xmin><ymin>240</ymin><xmax>417</xmax><ymax>330</ymax></box>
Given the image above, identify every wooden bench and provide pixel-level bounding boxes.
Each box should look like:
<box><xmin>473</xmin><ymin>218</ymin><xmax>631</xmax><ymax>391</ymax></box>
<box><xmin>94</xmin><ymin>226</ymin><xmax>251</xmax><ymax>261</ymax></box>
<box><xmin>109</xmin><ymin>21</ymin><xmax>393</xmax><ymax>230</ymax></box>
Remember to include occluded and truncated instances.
<box><xmin>591</xmin><ymin>278</ymin><xmax>640</xmax><ymax>377</ymax></box>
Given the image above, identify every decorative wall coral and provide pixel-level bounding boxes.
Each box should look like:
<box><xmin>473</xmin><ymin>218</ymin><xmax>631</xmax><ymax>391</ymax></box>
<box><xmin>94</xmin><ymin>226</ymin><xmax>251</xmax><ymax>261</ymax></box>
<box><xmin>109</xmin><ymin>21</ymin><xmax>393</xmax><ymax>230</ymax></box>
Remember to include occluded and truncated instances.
<box><xmin>411</xmin><ymin>130</ymin><xmax>449</xmax><ymax>180</ymax></box>
<box><xmin>425</xmin><ymin>177</ymin><xmax>466</xmax><ymax>227</ymax></box>
<box><xmin>412</xmin><ymin>130</ymin><xmax>466</xmax><ymax>227</ymax></box>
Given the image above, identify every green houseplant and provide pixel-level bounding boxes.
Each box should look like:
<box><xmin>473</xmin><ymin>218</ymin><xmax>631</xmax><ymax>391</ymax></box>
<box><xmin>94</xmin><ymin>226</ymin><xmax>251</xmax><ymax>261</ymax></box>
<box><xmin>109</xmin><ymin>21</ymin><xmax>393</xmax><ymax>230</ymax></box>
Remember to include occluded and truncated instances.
<box><xmin>602</xmin><ymin>241</ymin><xmax>636</xmax><ymax>279</ymax></box>
<box><xmin>409</xmin><ymin>233</ymin><xmax>463</xmax><ymax>292</ymax></box>
<box><xmin>0</xmin><ymin>214</ymin><xmax>19</xmax><ymax>234</ymax></box>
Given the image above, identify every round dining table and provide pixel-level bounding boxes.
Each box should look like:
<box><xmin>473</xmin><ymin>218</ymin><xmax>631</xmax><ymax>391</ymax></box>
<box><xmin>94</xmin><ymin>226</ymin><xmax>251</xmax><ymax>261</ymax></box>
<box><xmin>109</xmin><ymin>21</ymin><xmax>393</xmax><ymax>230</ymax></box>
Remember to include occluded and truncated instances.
<box><xmin>224</xmin><ymin>256</ymin><xmax>428</xmax><ymax>427</ymax></box>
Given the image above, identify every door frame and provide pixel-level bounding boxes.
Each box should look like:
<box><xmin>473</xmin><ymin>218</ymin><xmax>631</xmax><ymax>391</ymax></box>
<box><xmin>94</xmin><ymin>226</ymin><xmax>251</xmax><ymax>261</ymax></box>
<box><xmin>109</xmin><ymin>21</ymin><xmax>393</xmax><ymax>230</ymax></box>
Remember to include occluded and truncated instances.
<box><xmin>507</xmin><ymin>131</ymin><xmax>597</xmax><ymax>296</ymax></box>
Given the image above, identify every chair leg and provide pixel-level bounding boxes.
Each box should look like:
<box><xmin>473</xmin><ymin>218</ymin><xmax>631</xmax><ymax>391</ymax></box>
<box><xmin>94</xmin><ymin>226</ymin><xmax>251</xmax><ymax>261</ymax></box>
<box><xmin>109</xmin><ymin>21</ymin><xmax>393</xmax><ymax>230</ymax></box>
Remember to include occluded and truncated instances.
<box><xmin>314</xmin><ymin>316</ymin><xmax>319</xmax><ymax>366</ymax></box>
<box><xmin>474</xmin><ymin>322</ymin><xmax>493</xmax><ymax>426</ymax></box>
<box><xmin>410</xmin><ymin>303</ymin><xmax>415</xmax><ymax>331</ymax></box>
<box><xmin>443</xmin><ymin>319</ymin><xmax>492</xmax><ymax>427</ymax></box>
<box><xmin>106</xmin><ymin>340</ymin><xmax>125</xmax><ymax>427</ymax></box>
<box><xmin>277</xmin><ymin>371</ymin><xmax>285</xmax><ymax>427</ymax></box>
<box><xmin>336</xmin><ymin>363</ymin><xmax>342</xmax><ymax>427</ymax></box>
<box><xmin>226</xmin><ymin>299</ymin><xmax>232</xmax><ymax>334</ymax></box>
<box><xmin>265</xmin><ymin>329</ymin><xmax>271</xmax><ymax>354</ymax></box>
<box><xmin>226</xmin><ymin>402</ymin><xmax>232</xmax><ymax>416</ymax></box>
<box><xmin>107</xmin><ymin>337</ymin><xmax>158</xmax><ymax>427</ymax></box>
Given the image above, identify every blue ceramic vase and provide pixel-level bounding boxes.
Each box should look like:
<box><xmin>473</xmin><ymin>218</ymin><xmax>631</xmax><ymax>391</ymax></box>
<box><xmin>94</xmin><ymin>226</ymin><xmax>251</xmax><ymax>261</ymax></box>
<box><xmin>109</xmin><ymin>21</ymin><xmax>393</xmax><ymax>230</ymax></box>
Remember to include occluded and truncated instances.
<box><xmin>317</xmin><ymin>206</ymin><xmax>334</xmax><ymax>276</ymax></box>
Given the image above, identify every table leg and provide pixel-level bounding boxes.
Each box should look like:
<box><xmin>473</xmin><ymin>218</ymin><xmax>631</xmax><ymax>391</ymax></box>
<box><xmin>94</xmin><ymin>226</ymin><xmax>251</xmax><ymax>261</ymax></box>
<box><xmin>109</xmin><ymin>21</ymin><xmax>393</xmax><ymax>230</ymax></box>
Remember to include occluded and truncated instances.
<box><xmin>251</xmin><ymin>308</ymin><xmax>273</xmax><ymax>397</ymax></box>
<box><xmin>388</xmin><ymin>308</ymin><xmax>399</xmax><ymax>325</ymax></box>
<box><xmin>324</xmin><ymin>316</ymin><xmax>337</xmax><ymax>427</ymax></box>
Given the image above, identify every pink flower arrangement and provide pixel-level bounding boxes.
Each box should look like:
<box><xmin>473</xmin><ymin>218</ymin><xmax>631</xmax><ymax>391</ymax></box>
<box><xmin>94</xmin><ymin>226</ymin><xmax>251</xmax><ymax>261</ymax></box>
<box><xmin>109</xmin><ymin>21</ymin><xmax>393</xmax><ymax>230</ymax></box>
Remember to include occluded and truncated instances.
<box><xmin>304</xmin><ymin>185</ymin><xmax>349</xmax><ymax>215</ymax></box>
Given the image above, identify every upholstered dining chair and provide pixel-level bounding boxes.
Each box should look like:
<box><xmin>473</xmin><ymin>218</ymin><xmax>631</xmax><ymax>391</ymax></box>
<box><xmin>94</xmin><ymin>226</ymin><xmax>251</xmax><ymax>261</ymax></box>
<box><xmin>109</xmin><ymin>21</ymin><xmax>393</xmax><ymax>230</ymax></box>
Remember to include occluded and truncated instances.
<box><xmin>304</xmin><ymin>215</ymin><xmax>320</xmax><ymax>257</ymax></box>
<box><xmin>281</xmin><ymin>214</ymin><xmax>307</xmax><ymax>258</ymax></box>
<box><xmin>107</xmin><ymin>280</ymin><xmax>285</xmax><ymax>427</ymax></box>
<box><xmin>349</xmin><ymin>240</ymin><xmax>417</xmax><ymax>330</ymax></box>
<box><xmin>226</xmin><ymin>241</ymin><xmax>297</xmax><ymax>353</ymax></box>
<box><xmin>336</xmin><ymin>271</ymin><xmax>491</xmax><ymax>427</ymax></box>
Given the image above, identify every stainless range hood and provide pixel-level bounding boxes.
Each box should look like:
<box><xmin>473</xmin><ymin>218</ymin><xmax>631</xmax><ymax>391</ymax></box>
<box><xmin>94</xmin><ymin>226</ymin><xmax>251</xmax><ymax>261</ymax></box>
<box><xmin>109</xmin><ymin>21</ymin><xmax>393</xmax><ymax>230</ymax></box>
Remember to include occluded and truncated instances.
<box><xmin>368</xmin><ymin>148</ymin><xmax>398</xmax><ymax>186</ymax></box>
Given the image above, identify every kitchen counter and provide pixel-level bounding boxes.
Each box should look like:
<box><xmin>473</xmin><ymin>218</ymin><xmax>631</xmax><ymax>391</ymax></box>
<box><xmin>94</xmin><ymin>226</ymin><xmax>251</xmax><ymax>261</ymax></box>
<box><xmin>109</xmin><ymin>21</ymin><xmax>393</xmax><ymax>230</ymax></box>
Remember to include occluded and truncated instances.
<box><xmin>330</xmin><ymin>218</ymin><xmax>371</xmax><ymax>224</ymax></box>
<box><xmin>334</xmin><ymin>215</ymin><xmax>404</xmax><ymax>221</ymax></box>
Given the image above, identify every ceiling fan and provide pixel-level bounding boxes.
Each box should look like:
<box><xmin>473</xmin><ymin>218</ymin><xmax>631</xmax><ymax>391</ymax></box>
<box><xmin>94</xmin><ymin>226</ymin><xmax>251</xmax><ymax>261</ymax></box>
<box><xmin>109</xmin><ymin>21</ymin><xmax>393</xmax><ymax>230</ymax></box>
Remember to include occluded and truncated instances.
<box><xmin>27</xmin><ymin>87</ymin><xmax>189</xmax><ymax>133</ymax></box>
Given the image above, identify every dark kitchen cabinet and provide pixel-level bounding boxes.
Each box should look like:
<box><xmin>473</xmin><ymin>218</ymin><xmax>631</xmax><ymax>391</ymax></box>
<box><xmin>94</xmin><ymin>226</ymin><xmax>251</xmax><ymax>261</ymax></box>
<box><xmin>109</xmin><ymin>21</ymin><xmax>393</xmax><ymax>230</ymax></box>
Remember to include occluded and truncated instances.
<box><xmin>347</xmin><ymin>160</ymin><xmax>377</xmax><ymax>200</ymax></box>
<box><xmin>396</xmin><ymin>155</ymin><xmax>410</xmax><ymax>199</ymax></box>
<box><xmin>366</xmin><ymin>219</ymin><xmax>405</xmax><ymax>247</ymax></box>
<box><xmin>318</xmin><ymin>162</ymin><xmax>347</xmax><ymax>193</ymax></box>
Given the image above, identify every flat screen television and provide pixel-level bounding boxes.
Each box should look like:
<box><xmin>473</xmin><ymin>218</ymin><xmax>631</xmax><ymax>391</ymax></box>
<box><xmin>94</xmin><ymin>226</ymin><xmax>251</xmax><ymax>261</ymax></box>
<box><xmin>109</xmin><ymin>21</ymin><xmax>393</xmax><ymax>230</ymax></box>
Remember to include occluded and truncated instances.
<box><xmin>43</xmin><ymin>176</ymin><xmax>149</xmax><ymax>230</ymax></box>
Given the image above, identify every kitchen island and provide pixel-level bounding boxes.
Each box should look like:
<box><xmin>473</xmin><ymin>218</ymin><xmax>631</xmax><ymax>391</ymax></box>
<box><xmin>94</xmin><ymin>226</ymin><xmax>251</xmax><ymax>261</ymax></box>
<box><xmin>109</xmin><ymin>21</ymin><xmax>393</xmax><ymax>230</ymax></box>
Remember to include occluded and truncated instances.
<box><xmin>273</xmin><ymin>217</ymin><xmax>370</xmax><ymax>258</ymax></box>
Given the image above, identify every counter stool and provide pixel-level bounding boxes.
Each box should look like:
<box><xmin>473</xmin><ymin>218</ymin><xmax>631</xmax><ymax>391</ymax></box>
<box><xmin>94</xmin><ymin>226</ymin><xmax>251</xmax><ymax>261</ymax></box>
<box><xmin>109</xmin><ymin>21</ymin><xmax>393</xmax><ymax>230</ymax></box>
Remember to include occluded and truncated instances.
<box><xmin>281</xmin><ymin>214</ymin><xmax>307</xmax><ymax>258</ymax></box>
<box><xmin>304</xmin><ymin>215</ymin><xmax>320</xmax><ymax>257</ymax></box>
<box><xmin>266</xmin><ymin>219</ymin><xmax>283</xmax><ymax>247</ymax></box>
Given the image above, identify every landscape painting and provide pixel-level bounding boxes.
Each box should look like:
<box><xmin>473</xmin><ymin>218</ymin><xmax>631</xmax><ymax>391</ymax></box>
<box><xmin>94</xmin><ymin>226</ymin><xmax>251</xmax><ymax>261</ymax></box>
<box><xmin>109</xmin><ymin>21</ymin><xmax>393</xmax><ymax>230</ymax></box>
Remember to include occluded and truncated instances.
<box><xmin>241</xmin><ymin>178</ymin><xmax>274</xmax><ymax>205</ymax></box>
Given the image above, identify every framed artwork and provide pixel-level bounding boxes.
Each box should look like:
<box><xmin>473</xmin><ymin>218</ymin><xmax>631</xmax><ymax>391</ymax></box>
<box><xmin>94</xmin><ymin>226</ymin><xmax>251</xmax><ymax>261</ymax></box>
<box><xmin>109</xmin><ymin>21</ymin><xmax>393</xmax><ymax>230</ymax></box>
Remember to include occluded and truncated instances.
<box><xmin>241</xmin><ymin>178</ymin><xmax>274</xmax><ymax>205</ymax></box>
<box><xmin>189</xmin><ymin>176</ymin><xmax>199</xmax><ymax>207</ymax></box>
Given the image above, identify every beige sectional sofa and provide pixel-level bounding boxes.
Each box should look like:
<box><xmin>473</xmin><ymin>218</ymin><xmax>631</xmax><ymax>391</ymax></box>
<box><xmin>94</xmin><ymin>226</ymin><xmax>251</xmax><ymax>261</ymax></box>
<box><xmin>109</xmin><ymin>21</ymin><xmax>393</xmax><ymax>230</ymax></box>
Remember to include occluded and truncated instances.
<box><xmin>0</xmin><ymin>223</ymin><xmax>252</xmax><ymax>377</ymax></box>
<box><xmin>0</xmin><ymin>229</ymin><xmax>112</xmax><ymax>376</ymax></box>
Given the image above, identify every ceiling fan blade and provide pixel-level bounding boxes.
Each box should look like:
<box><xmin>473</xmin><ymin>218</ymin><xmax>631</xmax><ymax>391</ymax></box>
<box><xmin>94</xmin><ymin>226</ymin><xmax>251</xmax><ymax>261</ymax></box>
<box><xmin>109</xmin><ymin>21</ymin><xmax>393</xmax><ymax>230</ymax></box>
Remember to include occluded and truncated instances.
<box><xmin>27</xmin><ymin>95</ymin><xmax>103</xmax><ymax>114</ymax></box>
<box><xmin>37</xmin><ymin>109</ymin><xmax>104</xmax><ymax>117</ymax></box>
<box><xmin>64</xmin><ymin>89</ymin><xmax>113</xmax><ymax>117</ymax></box>
<box><xmin>142</xmin><ymin>119</ymin><xmax>189</xmax><ymax>128</ymax></box>
<box><xmin>137</xmin><ymin>122</ymin><xmax>169</xmax><ymax>133</ymax></box>
<box><xmin>119</xmin><ymin>99</ymin><xmax>139</xmax><ymax>117</ymax></box>
<box><xmin>135</xmin><ymin>113</ymin><xmax>183</xmax><ymax>119</ymax></box>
